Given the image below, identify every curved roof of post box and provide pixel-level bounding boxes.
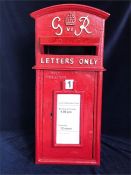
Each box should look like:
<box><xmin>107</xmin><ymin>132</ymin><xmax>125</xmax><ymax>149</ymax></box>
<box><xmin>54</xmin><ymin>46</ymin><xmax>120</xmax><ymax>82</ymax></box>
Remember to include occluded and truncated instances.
<box><xmin>30</xmin><ymin>4</ymin><xmax>110</xmax><ymax>20</ymax></box>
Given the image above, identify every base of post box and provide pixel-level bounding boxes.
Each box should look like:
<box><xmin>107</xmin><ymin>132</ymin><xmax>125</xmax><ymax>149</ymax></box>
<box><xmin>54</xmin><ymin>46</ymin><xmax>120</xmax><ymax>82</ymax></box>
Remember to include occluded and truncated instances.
<box><xmin>35</xmin><ymin>159</ymin><xmax>100</xmax><ymax>165</ymax></box>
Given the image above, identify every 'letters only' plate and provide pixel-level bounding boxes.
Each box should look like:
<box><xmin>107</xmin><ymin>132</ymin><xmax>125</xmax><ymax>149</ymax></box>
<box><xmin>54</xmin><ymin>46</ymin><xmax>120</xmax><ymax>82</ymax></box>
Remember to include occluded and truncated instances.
<box><xmin>56</xmin><ymin>94</ymin><xmax>81</xmax><ymax>144</ymax></box>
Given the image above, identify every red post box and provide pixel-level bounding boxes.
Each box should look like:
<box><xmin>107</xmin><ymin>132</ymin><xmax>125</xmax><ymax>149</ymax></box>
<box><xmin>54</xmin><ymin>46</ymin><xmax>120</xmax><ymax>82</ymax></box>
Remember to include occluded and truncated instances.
<box><xmin>30</xmin><ymin>4</ymin><xmax>110</xmax><ymax>165</ymax></box>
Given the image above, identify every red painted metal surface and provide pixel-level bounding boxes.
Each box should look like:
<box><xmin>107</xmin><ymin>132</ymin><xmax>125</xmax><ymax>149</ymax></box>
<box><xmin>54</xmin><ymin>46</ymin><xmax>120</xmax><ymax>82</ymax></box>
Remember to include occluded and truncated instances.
<box><xmin>30</xmin><ymin>4</ymin><xmax>110</xmax><ymax>165</ymax></box>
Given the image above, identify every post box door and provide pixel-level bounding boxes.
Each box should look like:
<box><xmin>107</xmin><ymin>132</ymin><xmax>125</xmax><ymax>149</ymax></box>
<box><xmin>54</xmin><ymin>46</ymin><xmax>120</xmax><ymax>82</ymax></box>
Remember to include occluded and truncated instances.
<box><xmin>39</xmin><ymin>70</ymin><xmax>96</xmax><ymax>163</ymax></box>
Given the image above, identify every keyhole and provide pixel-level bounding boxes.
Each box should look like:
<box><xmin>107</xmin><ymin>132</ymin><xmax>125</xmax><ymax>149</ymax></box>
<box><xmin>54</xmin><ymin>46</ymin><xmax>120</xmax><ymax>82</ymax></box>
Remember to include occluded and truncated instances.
<box><xmin>50</xmin><ymin>112</ymin><xmax>53</xmax><ymax>119</ymax></box>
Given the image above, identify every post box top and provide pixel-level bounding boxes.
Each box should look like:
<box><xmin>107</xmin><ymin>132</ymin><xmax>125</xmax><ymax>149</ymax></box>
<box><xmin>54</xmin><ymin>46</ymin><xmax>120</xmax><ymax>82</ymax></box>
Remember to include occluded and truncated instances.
<box><xmin>30</xmin><ymin>4</ymin><xmax>110</xmax><ymax>20</ymax></box>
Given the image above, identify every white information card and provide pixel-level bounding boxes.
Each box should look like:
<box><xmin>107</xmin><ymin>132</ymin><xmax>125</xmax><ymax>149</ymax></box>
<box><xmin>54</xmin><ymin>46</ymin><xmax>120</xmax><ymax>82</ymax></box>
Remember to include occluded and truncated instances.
<box><xmin>56</xmin><ymin>94</ymin><xmax>81</xmax><ymax>144</ymax></box>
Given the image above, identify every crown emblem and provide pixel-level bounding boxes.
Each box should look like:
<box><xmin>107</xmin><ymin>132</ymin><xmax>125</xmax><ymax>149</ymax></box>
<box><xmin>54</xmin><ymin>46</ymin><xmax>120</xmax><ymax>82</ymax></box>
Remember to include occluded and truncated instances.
<box><xmin>65</xmin><ymin>13</ymin><xmax>76</xmax><ymax>26</ymax></box>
